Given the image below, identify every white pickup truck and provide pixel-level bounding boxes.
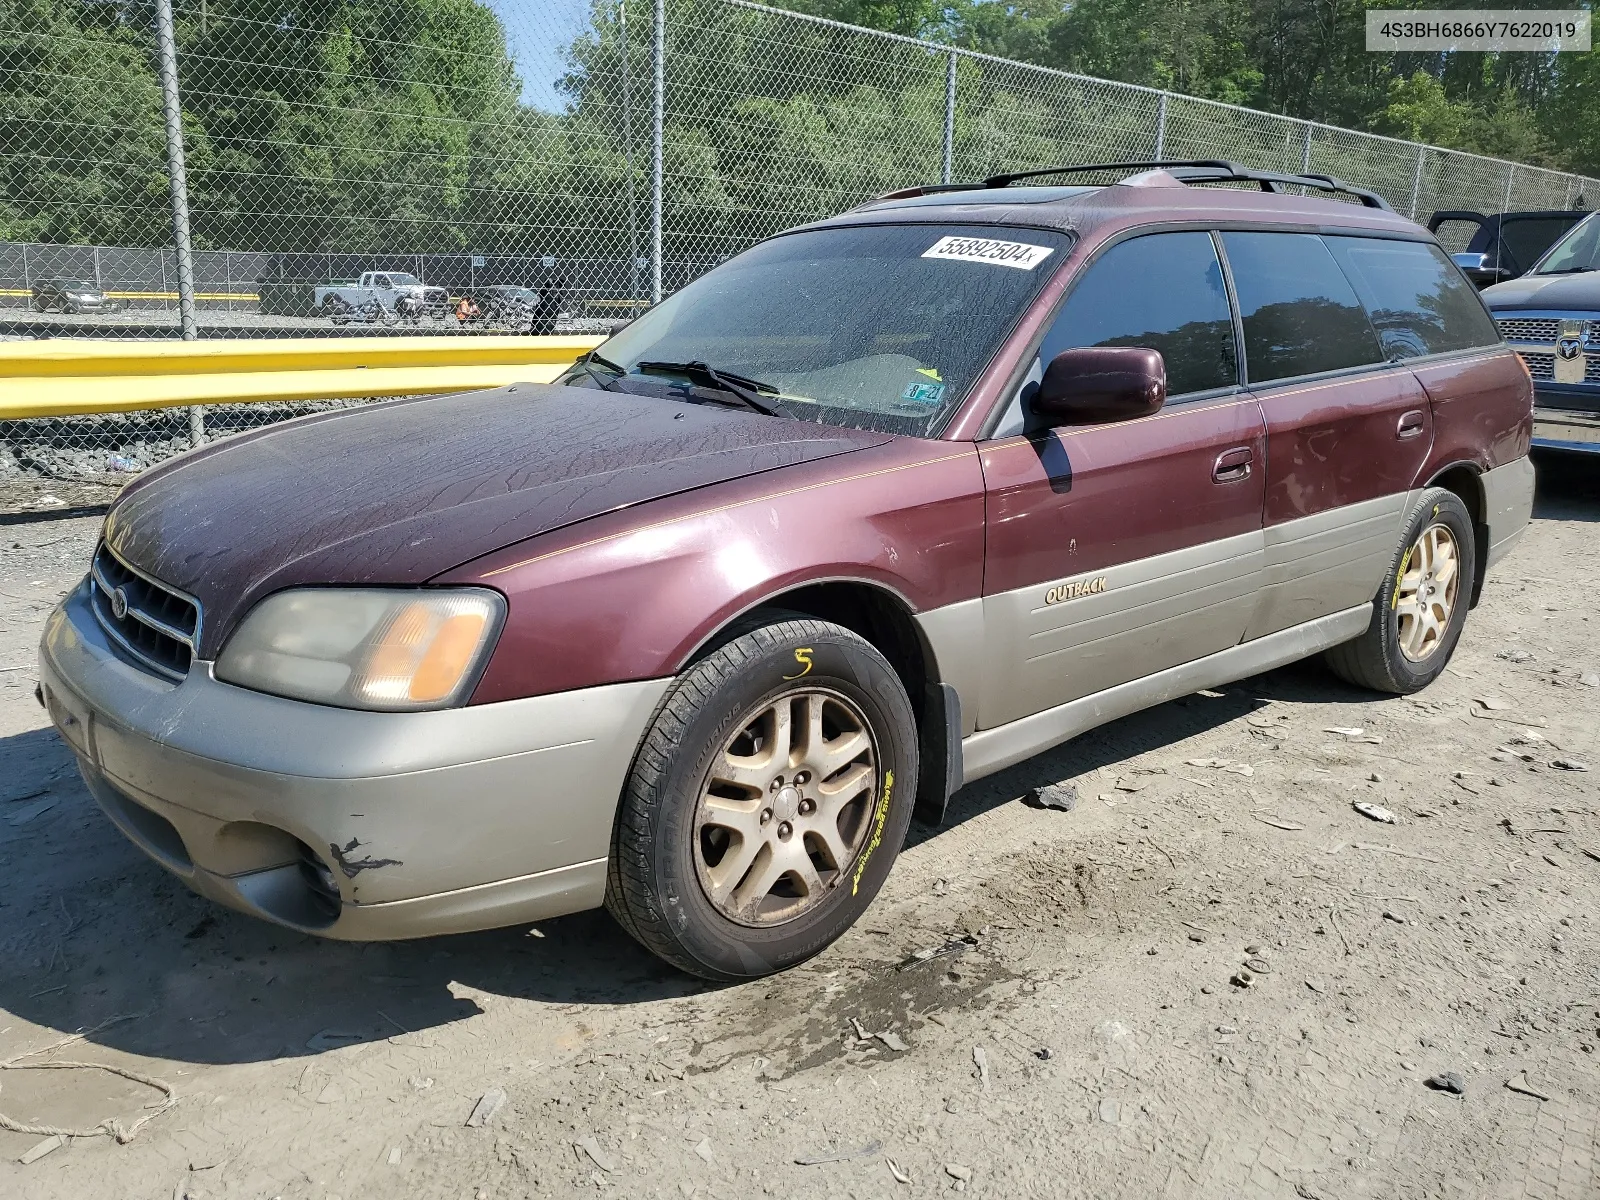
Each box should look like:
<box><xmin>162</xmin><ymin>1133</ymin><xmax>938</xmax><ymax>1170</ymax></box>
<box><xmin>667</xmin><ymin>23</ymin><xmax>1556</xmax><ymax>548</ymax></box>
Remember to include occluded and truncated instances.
<box><xmin>315</xmin><ymin>272</ymin><xmax>450</xmax><ymax>322</ymax></box>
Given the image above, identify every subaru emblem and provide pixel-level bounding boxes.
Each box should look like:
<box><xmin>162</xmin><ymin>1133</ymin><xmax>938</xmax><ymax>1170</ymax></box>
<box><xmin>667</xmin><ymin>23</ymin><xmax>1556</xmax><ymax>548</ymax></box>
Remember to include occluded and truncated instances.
<box><xmin>109</xmin><ymin>586</ymin><xmax>129</xmax><ymax>620</ymax></box>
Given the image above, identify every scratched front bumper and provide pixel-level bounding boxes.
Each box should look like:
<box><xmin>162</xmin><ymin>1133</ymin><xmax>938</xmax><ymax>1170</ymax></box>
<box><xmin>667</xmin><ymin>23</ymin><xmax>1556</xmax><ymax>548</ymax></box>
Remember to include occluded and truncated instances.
<box><xmin>38</xmin><ymin>581</ymin><xmax>670</xmax><ymax>939</ymax></box>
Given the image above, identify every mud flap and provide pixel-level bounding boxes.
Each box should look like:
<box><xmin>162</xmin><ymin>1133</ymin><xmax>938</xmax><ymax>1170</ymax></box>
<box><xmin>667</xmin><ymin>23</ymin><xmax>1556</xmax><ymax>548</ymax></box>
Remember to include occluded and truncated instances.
<box><xmin>914</xmin><ymin>682</ymin><xmax>963</xmax><ymax>826</ymax></box>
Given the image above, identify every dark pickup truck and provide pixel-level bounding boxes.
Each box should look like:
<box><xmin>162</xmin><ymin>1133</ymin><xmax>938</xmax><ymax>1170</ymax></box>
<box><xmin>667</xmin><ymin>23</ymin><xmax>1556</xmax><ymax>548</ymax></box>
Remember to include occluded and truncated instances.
<box><xmin>1482</xmin><ymin>211</ymin><xmax>1600</xmax><ymax>453</ymax></box>
<box><xmin>1431</xmin><ymin>208</ymin><xmax>1588</xmax><ymax>288</ymax></box>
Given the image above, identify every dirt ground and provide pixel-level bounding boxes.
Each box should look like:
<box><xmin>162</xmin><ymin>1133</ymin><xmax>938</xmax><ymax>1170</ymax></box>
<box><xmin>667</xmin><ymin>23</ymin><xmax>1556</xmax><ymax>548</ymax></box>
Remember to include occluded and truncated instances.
<box><xmin>1</xmin><ymin>456</ymin><xmax>1597</xmax><ymax>1200</ymax></box>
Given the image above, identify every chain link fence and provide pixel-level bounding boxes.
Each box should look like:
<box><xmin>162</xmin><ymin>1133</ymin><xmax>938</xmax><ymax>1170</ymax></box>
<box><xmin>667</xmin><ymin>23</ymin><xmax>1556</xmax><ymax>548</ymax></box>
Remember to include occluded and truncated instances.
<box><xmin>4</xmin><ymin>0</ymin><xmax>1598</xmax><ymax>508</ymax></box>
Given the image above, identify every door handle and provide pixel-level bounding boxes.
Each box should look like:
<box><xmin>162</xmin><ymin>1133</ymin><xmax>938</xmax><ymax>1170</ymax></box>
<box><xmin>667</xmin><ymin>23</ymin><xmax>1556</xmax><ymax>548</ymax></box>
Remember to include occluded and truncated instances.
<box><xmin>1212</xmin><ymin>446</ymin><xmax>1253</xmax><ymax>483</ymax></box>
<box><xmin>1397</xmin><ymin>409</ymin><xmax>1426</xmax><ymax>439</ymax></box>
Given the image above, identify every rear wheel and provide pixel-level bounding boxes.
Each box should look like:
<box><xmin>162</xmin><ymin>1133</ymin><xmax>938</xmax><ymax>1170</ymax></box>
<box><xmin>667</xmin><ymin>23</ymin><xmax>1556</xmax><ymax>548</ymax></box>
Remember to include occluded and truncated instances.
<box><xmin>1324</xmin><ymin>487</ymin><xmax>1475</xmax><ymax>694</ymax></box>
<box><xmin>606</xmin><ymin>613</ymin><xmax>918</xmax><ymax>981</ymax></box>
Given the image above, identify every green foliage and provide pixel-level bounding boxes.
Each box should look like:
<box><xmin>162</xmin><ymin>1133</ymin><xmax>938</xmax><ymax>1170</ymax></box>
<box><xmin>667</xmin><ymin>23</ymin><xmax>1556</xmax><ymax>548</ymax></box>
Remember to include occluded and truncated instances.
<box><xmin>180</xmin><ymin>0</ymin><xmax>522</xmax><ymax>252</ymax></box>
<box><xmin>0</xmin><ymin>0</ymin><xmax>173</xmax><ymax>243</ymax></box>
<box><xmin>2</xmin><ymin>0</ymin><xmax>1594</xmax><ymax>263</ymax></box>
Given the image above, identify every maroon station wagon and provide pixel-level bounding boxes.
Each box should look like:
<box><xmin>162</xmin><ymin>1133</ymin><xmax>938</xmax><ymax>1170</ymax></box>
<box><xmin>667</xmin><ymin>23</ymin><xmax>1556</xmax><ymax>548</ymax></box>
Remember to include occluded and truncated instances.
<box><xmin>40</xmin><ymin>162</ymin><xmax>1535</xmax><ymax>981</ymax></box>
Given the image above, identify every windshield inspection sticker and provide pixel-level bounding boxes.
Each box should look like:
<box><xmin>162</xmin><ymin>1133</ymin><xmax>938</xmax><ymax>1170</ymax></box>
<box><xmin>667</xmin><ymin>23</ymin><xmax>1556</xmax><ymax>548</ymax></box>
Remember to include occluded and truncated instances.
<box><xmin>922</xmin><ymin>235</ymin><xmax>1054</xmax><ymax>270</ymax></box>
<box><xmin>902</xmin><ymin>380</ymin><xmax>946</xmax><ymax>405</ymax></box>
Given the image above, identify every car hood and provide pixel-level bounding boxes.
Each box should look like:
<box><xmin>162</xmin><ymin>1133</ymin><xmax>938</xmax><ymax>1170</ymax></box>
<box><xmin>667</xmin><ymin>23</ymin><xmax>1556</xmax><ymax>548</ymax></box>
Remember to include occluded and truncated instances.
<box><xmin>105</xmin><ymin>384</ymin><xmax>892</xmax><ymax>657</ymax></box>
<box><xmin>1482</xmin><ymin>271</ymin><xmax>1600</xmax><ymax>311</ymax></box>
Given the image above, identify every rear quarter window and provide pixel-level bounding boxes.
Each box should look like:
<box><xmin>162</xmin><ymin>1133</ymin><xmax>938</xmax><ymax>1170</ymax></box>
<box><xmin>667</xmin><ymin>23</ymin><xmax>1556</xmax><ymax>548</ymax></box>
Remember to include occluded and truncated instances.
<box><xmin>1220</xmin><ymin>232</ymin><xmax>1385</xmax><ymax>384</ymax></box>
<box><xmin>1325</xmin><ymin>236</ymin><xmax>1499</xmax><ymax>359</ymax></box>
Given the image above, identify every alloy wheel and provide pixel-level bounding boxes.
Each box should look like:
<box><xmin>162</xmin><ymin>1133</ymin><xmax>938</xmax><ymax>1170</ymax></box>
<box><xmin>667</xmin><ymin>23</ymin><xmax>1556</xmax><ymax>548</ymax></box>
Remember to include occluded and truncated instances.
<box><xmin>1394</xmin><ymin>522</ymin><xmax>1460</xmax><ymax>662</ymax></box>
<box><xmin>693</xmin><ymin>689</ymin><xmax>878</xmax><ymax>927</ymax></box>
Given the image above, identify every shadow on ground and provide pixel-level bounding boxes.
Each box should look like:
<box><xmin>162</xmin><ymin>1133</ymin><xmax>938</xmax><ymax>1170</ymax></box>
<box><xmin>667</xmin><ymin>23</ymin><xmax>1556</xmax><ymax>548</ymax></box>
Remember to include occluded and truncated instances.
<box><xmin>0</xmin><ymin>665</ymin><xmax>1358</xmax><ymax>1071</ymax></box>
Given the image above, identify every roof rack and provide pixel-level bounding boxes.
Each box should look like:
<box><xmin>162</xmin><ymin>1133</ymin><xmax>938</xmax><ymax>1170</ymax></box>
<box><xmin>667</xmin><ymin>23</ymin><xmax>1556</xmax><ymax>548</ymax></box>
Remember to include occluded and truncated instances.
<box><xmin>876</xmin><ymin>160</ymin><xmax>1393</xmax><ymax>211</ymax></box>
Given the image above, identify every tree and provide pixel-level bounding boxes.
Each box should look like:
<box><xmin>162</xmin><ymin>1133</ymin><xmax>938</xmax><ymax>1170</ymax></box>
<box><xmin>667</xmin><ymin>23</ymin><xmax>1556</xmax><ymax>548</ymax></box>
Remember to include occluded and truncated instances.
<box><xmin>177</xmin><ymin>0</ymin><xmax>523</xmax><ymax>252</ymax></box>
<box><xmin>0</xmin><ymin>0</ymin><xmax>172</xmax><ymax>244</ymax></box>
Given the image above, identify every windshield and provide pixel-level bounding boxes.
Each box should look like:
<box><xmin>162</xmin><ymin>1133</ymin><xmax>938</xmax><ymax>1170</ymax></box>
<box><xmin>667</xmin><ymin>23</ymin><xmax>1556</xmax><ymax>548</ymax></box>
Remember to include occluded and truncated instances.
<box><xmin>385</xmin><ymin>272</ymin><xmax>421</xmax><ymax>286</ymax></box>
<box><xmin>1534</xmin><ymin>213</ymin><xmax>1600</xmax><ymax>273</ymax></box>
<box><xmin>587</xmin><ymin>223</ymin><xmax>1073</xmax><ymax>436</ymax></box>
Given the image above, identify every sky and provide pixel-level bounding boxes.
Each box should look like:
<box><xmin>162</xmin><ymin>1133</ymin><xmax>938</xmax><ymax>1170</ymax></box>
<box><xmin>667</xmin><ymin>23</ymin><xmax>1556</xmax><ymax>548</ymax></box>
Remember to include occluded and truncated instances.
<box><xmin>497</xmin><ymin>0</ymin><xmax>598</xmax><ymax>111</ymax></box>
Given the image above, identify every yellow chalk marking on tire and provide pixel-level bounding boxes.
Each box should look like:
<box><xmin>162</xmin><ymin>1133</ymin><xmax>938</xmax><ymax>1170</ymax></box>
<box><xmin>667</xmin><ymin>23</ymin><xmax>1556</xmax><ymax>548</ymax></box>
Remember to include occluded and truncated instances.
<box><xmin>782</xmin><ymin>647</ymin><xmax>813</xmax><ymax>680</ymax></box>
<box><xmin>851</xmin><ymin>770</ymin><xmax>894</xmax><ymax>896</ymax></box>
<box><xmin>1392</xmin><ymin>546</ymin><xmax>1413</xmax><ymax>610</ymax></box>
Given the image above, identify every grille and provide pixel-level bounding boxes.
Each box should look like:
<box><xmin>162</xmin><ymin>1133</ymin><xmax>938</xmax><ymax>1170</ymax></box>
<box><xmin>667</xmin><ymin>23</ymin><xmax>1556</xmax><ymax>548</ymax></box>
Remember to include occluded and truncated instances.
<box><xmin>1515</xmin><ymin>351</ymin><xmax>1600</xmax><ymax>386</ymax></box>
<box><xmin>1519</xmin><ymin>352</ymin><xmax>1555</xmax><ymax>381</ymax></box>
<box><xmin>89</xmin><ymin>543</ymin><xmax>200</xmax><ymax>682</ymax></box>
<box><xmin>1496</xmin><ymin>317</ymin><xmax>1561</xmax><ymax>343</ymax></box>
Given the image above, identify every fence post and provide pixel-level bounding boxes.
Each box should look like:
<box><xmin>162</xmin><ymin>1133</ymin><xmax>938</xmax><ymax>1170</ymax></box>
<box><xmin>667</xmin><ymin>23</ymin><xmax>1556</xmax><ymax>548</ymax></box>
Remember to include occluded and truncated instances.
<box><xmin>1300</xmin><ymin>123</ymin><xmax>1313</xmax><ymax>173</ymax></box>
<box><xmin>942</xmin><ymin>50</ymin><xmax>957</xmax><ymax>185</ymax></box>
<box><xmin>154</xmin><ymin>0</ymin><xmax>203</xmax><ymax>445</ymax></box>
<box><xmin>650</xmin><ymin>0</ymin><xmax>665</xmax><ymax>305</ymax></box>
<box><xmin>1153</xmin><ymin>92</ymin><xmax>1168</xmax><ymax>159</ymax></box>
<box><xmin>621</xmin><ymin>0</ymin><xmax>641</xmax><ymax>308</ymax></box>
<box><xmin>1502</xmin><ymin>163</ymin><xmax>1515</xmax><ymax>212</ymax></box>
<box><xmin>1409</xmin><ymin>145</ymin><xmax>1426</xmax><ymax>220</ymax></box>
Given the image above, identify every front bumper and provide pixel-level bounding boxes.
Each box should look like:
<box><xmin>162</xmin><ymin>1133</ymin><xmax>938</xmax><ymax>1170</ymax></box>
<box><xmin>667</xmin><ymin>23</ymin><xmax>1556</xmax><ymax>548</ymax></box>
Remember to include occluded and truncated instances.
<box><xmin>39</xmin><ymin>582</ymin><xmax>670</xmax><ymax>939</ymax></box>
<box><xmin>1532</xmin><ymin>385</ymin><xmax>1600</xmax><ymax>453</ymax></box>
<box><xmin>1532</xmin><ymin>406</ymin><xmax>1600</xmax><ymax>453</ymax></box>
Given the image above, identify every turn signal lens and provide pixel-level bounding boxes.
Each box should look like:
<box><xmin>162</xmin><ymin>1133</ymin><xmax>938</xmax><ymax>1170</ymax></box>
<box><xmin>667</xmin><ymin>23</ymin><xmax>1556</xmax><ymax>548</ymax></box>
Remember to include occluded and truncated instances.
<box><xmin>216</xmin><ymin>589</ymin><xmax>504</xmax><ymax>711</ymax></box>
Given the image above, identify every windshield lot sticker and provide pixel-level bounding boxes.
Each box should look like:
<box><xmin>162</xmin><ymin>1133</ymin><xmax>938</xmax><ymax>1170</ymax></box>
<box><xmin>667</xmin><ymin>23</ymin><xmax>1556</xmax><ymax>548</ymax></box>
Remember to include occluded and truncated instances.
<box><xmin>922</xmin><ymin>235</ymin><xmax>1054</xmax><ymax>270</ymax></box>
<box><xmin>902</xmin><ymin>380</ymin><xmax>947</xmax><ymax>405</ymax></box>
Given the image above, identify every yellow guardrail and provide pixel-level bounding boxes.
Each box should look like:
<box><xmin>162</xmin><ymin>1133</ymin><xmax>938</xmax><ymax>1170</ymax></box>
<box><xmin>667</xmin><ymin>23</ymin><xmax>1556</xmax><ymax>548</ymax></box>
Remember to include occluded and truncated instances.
<box><xmin>0</xmin><ymin>335</ymin><xmax>605</xmax><ymax>420</ymax></box>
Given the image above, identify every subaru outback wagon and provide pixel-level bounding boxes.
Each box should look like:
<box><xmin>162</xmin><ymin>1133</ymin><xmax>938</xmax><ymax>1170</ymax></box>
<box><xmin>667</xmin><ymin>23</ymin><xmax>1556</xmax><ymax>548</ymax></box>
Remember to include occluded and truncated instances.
<box><xmin>39</xmin><ymin>161</ymin><xmax>1534</xmax><ymax>981</ymax></box>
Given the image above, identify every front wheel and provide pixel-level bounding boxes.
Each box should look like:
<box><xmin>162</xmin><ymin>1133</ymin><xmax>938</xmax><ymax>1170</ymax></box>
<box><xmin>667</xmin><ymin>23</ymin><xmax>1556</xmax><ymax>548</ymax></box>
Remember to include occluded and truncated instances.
<box><xmin>606</xmin><ymin>614</ymin><xmax>919</xmax><ymax>981</ymax></box>
<box><xmin>1324</xmin><ymin>487</ymin><xmax>1476</xmax><ymax>693</ymax></box>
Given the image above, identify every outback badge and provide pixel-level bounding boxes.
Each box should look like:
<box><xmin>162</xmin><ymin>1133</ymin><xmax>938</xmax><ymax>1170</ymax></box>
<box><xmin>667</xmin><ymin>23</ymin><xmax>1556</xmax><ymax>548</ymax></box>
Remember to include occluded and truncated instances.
<box><xmin>1045</xmin><ymin>576</ymin><xmax>1108</xmax><ymax>605</ymax></box>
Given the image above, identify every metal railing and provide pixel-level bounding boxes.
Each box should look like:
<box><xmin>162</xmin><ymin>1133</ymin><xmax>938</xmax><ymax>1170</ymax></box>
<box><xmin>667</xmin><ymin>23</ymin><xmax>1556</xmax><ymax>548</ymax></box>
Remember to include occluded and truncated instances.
<box><xmin>0</xmin><ymin>336</ymin><xmax>602</xmax><ymax>419</ymax></box>
<box><xmin>3</xmin><ymin>0</ymin><xmax>1597</xmax><ymax>506</ymax></box>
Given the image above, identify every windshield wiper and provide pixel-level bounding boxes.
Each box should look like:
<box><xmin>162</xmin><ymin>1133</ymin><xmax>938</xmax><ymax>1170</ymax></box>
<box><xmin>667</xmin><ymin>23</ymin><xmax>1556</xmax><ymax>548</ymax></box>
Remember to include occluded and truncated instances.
<box><xmin>571</xmin><ymin>349</ymin><xmax>627</xmax><ymax>391</ymax></box>
<box><xmin>635</xmin><ymin>359</ymin><xmax>780</xmax><ymax>416</ymax></box>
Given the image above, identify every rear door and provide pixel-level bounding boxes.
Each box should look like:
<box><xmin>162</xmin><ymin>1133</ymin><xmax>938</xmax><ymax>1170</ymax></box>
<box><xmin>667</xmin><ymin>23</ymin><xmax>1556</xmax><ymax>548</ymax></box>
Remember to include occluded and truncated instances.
<box><xmin>977</xmin><ymin>231</ymin><xmax>1267</xmax><ymax>729</ymax></box>
<box><xmin>1219</xmin><ymin>231</ymin><xmax>1431</xmax><ymax>640</ymax></box>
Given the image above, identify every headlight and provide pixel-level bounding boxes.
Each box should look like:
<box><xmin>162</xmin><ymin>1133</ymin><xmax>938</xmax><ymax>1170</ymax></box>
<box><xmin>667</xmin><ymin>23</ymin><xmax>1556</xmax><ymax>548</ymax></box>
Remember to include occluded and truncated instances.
<box><xmin>215</xmin><ymin>588</ymin><xmax>504</xmax><ymax>711</ymax></box>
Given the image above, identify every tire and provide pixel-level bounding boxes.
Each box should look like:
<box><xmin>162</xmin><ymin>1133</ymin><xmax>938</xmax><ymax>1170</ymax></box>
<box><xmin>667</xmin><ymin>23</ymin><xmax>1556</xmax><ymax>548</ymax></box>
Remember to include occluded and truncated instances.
<box><xmin>606</xmin><ymin>613</ymin><xmax>919</xmax><ymax>982</ymax></box>
<box><xmin>1324</xmin><ymin>487</ymin><xmax>1476</xmax><ymax>694</ymax></box>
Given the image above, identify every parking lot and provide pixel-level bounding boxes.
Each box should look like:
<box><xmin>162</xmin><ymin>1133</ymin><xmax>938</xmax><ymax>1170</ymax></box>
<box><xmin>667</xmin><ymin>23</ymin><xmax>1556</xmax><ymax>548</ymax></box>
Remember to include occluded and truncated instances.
<box><xmin>0</xmin><ymin>455</ymin><xmax>1596</xmax><ymax>1200</ymax></box>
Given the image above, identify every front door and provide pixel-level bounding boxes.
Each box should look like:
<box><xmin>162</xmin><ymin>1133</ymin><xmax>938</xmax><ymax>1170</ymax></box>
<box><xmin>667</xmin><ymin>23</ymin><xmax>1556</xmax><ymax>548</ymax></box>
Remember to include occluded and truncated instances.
<box><xmin>1217</xmin><ymin>232</ymin><xmax>1437</xmax><ymax>640</ymax></box>
<box><xmin>977</xmin><ymin>231</ymin><xmax>1267</xmax><ymax>730</ymax></box>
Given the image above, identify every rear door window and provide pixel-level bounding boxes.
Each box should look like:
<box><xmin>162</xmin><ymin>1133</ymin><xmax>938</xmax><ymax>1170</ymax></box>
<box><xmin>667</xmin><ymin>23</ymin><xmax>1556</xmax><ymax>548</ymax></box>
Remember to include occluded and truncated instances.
<box><xmin>1220</xmin><ymin>232</ymin><xmax>1385</xmax><ymax>384</ymax></box>
<box><xmin>1325</xmin><ymin>236</ymin><xmax>1499</xmax><ymax>359</ymax></box>
<box><xmin>1038</xmin><ymin>231</ymin><xmax>1238</xmax><ymax>397</ymax></box>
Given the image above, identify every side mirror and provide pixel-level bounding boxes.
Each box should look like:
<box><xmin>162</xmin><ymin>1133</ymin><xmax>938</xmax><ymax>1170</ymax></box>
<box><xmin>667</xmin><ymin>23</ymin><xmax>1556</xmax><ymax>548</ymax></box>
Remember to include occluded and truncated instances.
<box><xmin>1033</xmin><ymin>346</ymin><xmax>1166</xmax><ymax>425</ymax></box>
<box><xmin>1451</xmin><ymin>252</ymin><xmax>1508</xmax><ymax>288</ymax></box>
